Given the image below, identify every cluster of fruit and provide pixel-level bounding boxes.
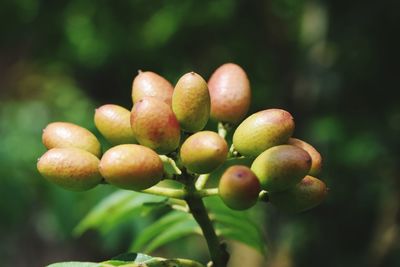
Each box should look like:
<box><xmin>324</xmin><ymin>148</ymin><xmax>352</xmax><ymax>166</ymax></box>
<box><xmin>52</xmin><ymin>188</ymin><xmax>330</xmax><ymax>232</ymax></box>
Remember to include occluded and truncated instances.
<box><xmin>37</xmin><ymin>63</ymin><xmax>327</xmax><ymax>213</ymax></box>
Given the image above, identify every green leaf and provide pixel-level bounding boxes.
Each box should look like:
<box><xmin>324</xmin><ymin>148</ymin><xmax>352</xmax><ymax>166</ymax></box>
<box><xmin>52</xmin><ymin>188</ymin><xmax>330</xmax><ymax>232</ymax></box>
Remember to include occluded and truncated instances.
<box><xmin>131</xmin><ymin>211</ymin><xmax>192</xmax><ymax>252</ymax></box>
<box><xmin>111</xmin><ymin>252</ymin><xmax>153</xmax><ymax>262</ymax></box>
<box><xmin>132</xmin><ymin>210</ymin><xmax>200</xmax><ymax>253</ymax></box>
<box><xmin>74</xmin><ymin>190</ymin><xmax>167</xmax><ymax>236</ymax></box>
<box><xmin>47</xmin><ymin>262</ymin><xmax>98</xmax><ymax>267</ymax></box>
<box><xmin>204</xmin><ymin>196</ymin><xmax>266</xmax><ymax>255</ymax></box>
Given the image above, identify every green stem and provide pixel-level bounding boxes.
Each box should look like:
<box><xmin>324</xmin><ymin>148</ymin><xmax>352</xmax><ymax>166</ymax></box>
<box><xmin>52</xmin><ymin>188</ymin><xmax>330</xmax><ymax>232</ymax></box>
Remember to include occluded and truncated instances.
<box><xmin>197</xmin><ymin>188</ymin><xmax>219</xmax><ymax>198</ymax></box>
<box><xmin>195</xmin><ymin>173</ymin><xmax>210</xmax><ymax>190</ymax></box>
<box><xmin>218</xmin><ymin>122</ymin><xmax>228</xmax><ymax>139</ymax></box>
<box><xmin>185</xmin><ymin>193</ymin><xmax>229</xmax><ymax>267</ymax></box>
<box><xmin>141</xmin><ymin>186</ymin><xmax>186</xmax><ymax>199</ymax></box>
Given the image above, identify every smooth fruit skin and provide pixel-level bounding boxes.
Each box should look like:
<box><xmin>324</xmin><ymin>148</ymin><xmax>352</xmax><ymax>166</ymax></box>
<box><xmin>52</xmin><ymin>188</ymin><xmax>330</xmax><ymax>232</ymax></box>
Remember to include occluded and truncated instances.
<box><xmin>131</xmin><ymin>71</ymin><xmax>174</xmax><ymax>106</ymax></box>
<box><xmin>37</xmin><ymin>148</ymin><xmax>102</xmax><ymax>191</ymax></box>
<box><xmin>233</xmin><ymin>109</ymin><xmax>295</xmax><ymax>157</ymax></box>
<box><xmin>219</xmin><ymin>165</ymin><xmax>261</xmax><ymax>210</ymax></box>
<box><xmin>288</xmin><ymin>137</ymin><xmax>322</xmax><ymax>176</ymax></box>
<box><xmin>208</xmin><ymin>63</ymin><xmax>251</xmax><ymax>124</ymax></box>
<box><xmin>251</xmin><ymin>145</ymin><xmax>311</xmax><ymax>192</ymax></box>
<box><xmin>99</xmin><ymin>144</ymin><xmax>163</xmax><ymax>191</ymax></box>
<box><xmin>95</xmin><ymin>104</ymin><xmax>137</xmax><ymax>145</ymax></box>
<box><xmin>42</xmin><ymin>122</ymin><xmax>101</xmax><ymax>157</ymax></box>
<box><xmin>172</xmin><ymin>72</ymin><xmax>210</xmax><ymax>132</ymax></box>
<box><xmin>180</xmin><ymin>131</ymin><xmax>228</xmax><ymax>174</ymax></box>
<box><xmin>269</xmin><ymin>175</ymin><xmax>327</xmax><ymax>213</ymax></box>
<box><xmin>131</xmin><ymin>97</ymin><xmax>180</xmax><ymax>154</ymax></box>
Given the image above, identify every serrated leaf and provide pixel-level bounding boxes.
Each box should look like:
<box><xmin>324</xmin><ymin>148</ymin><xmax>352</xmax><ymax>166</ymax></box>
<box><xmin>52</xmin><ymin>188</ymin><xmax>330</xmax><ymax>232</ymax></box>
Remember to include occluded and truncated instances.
<box><xmin>47</xmin><ymin>262</ymin><xmax>98</xmax><ymax>267</ymax></box>
<box><xmin>131</xmin><ymin>211</ymin><xmax>192</xmax><ymax>252</ymax></box>
<box><xmin>74</xmin><ymin>190</ymin><xmax>167</xmax><ymax>236</ymax></box>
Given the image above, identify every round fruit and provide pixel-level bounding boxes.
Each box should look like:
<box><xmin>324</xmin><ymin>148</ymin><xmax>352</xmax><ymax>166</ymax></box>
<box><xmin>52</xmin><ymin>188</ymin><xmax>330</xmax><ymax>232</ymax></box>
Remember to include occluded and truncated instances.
<box><xmin>269</xmin><ymin>175</ymin><xmax>327</xmax><ymax>213</ymax></box>
<box><xmin>172</xmin><ymin>72</ymin><xmax>210</xmax><ymax>132</ymax></box>
<box><xmin>131</xmin><ymin>71</ymin><xmax>174</xmax><ymax>106</ymax></box>
<box><xmin>208</xmin><ymin>63</ymin><xmax>251</xmax><ymax>124</ymax></box>
<box><xmin>37</xmin><ymin>147</ymin><xmax>102</xmax><ymax>191</ymax></box>
<box><xmin>180</xmin><ymin>131</ymin><xmax>228</xmax><ymax>174</ymax></box>
<box><xmin>94</xmin><ymin>104</ymin><xmax>137</xmax><ymax>145</ymax></box>
<box><xmin>42</xmin><ymin>122</ymin><xmax>101</xmax><ymax>157</ymax></box>
<box><xmin>219</xmin><ymin>165</ymin><xmax>261</xmax><ymax>210</ymax></box>
<box><xmin>288</xmin><ymin>138</ymin><xmax>322</xmax><ymax>176</ymax></box>
<box><xmin>251</xmin><ymin>145</ymin><xmax>311</xmax><ymax>192</ymax></box>
<box><xmin>233</xmin><ymin>109</ymin><xmax>294</xmax><ymax>157</ymax></box>
<box><xmin>131</xmin><ymin>97</ymin><xmax>180</xmax><ymax>154</ymax></box>
<box><xmin>99</xmin><ymin>144</ymin><xmax>163</xmax><ymax>191</ymax></box>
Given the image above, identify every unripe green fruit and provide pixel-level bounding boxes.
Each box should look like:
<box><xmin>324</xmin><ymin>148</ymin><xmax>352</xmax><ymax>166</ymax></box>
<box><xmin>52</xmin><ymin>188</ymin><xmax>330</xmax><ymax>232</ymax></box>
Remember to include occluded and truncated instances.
<box><xmin>172</xmin><ymin>72</ymin><xmax>210</xmax><ymax>132</ymax></box>
<box><xmin>251</xmin><ymin>145</ymin><xmax>311</xmax><ymax>192</ymax></box>
<box><xmin>233</xmin><ymin>109</ymin><xmax>295</xmax><ymax>157</ymax></box>
<box><xmin>269</xmin><ymin>175</ymin><xmax>327</xmax><ymax>213</ymax></box>
<box><xmin>288</xmin><ymin>137</ymin><xmax>322</xmax><ymax>176</ymax></box>
<box><xmin>42</xmin><ymin>122</ymin><xmax>101</xmax><ymax>157</ymax></box>
<box><xmin>99</xmin><ymin>144</ymin><xmax>163</xmax><ymax>191</ymax></box>
<box><xmin>131</xmin><ymin>97</ymin><xmax>180</xmax><ymax>154</ymax></box>
<box><xmin>219</xmin><ymin>165</ymin><xmax>261</xmax><ymax>210</ymax></box>
<box><xmin>37</xmin><ymin>148</ymin><xmax>102</xmax><ymax>191</ymax></box>
<box><xmin>94</xmin><ymin>104</ymin><xmax>137</xmax><ymax>145</ymax></box>
<box><xmin>180</xmin><ymin>131</ymin><xmax>228</xmax><ymax>174</ymax></box>
<box><xmin>132</xmin><ymin>71</ymin><xmax>174</xmax><ymax>106</ymax></box>
<box><xmin>208</xmin><ymin>63</ymin><xmax>251</xmax><ymax>124</ymax></box>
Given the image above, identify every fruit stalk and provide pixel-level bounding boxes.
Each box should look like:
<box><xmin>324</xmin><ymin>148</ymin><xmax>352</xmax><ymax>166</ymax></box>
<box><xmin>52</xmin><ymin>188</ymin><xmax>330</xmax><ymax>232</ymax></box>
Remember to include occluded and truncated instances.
<box><xmin>185</xmin><ymin>185</ymin><xmax>229</xmax><ymax>267</ymax></box>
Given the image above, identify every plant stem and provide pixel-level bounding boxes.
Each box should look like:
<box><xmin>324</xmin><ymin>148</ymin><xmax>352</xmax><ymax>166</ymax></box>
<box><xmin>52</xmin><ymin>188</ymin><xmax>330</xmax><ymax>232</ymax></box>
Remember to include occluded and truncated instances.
<box><xmin>185</xmin><ymin>193</ymin><xmax>229</xmax><ymax>267</ymax></box>
<box><xmin>197</xmin><ymin>188</ymin><xmax>219</xmax><ymax>198</ymax></box>
<box><xmin>195</xmin><ymin>173</ymin><xmax>211</xmax><ymax>190</ymax></box>
<box><xmin>218</xmin><ymin>122</ymin><xmax>228</xmax><ymax>139</ymax></box>
<box><xmin>141</xmin><ymin>186</ymin><xmax>186</xmax><ymax>199</ymax></box>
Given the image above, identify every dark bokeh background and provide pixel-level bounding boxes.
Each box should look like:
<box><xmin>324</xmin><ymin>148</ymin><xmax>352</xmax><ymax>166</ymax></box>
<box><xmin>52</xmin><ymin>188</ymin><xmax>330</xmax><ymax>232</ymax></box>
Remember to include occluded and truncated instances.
<box><xmin>1</xmin><ymin>0</ymin><xmax>399</xmax><ymax>266</ymax></box>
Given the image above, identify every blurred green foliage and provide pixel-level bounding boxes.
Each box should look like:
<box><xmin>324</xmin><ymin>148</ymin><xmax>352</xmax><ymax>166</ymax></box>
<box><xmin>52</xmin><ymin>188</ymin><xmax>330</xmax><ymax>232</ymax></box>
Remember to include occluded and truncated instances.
<box><xmin>0</xmin><ymin>0</ymin><xmax>399</xmax><ymax>266</ymax></box>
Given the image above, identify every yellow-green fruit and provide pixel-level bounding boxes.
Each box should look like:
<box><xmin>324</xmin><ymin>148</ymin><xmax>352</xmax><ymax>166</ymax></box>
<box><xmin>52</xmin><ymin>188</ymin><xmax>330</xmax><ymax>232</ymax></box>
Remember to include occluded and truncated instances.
<box><xmin>233</xmin><ymin>109</ymin><xmax>295</xmax><ymax>157</ymax></box>
<box><xmin>132</xmin><ymin>71</ymin><xmax>174</xmax><ymax>106</ymax></box>
<box><xmin>172</xmin><ymin>72</ymin><xmax>210</xmax><ymax>132</ymax></box>
<box><xmin>208</xmin><ymin>63</ymin><xmax>251</xmax><ymax>124</ymax></box>
<box><xmin>180</xmin><ymin>131</ymin><xmax>228</xmax><ymax>174</ymax></box>
<box><xmin>288</xmin><ymin>138</ymin><xmax>322</xmax><ymax>176</ymax></box>
<box><xmin>94</xmin><ymin>104</ymin><xmax>137</xmax><ymax>145</ymax></box>
<box><xmin>131</xmin><ymin>97</ymin><xmax>180</xmax><ymax>154</ymax></box>
<box><xmin>42</xmin><ymin>122</ymin><xmax>101</xmax><ymax>157</ymax></box>
<box><xmin>99</xmin><ymin>144</ymin><xmax>163</xmax><ymax>191</ymax></box>
<box><xmin>269</xmin><ymin>175</ymin><xmax>327</xmax><ymax>213</ymax></box>
<box><xmin>37</xmin><ymin>148</ymin><xmax>102</xmax><ymax>191</ymax></box>
<box><xmin>219</xmin><ymin>165</ymin><xmax>261</xmax><ymax>210</ymax></box>
<box><xmin>251</xmin><ymin>145</ymin><xmax>311</xmax><ymax>192</ymax></box>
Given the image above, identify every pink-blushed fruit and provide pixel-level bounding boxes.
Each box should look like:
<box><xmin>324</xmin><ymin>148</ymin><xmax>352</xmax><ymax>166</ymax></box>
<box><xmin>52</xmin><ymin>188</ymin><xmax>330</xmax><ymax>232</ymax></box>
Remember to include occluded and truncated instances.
<box><xmin>42</xmin><ymin>122</ymin><xmax>101</xmax><ymax>157</ymax></box>
<box><xmin>288</xmin><ymin>138</ymin><xmax>322</xmax><ymax>176</ymax></box>
<box><xmin>172</xmin><ymin>72</ymin><xmax>210</xmax><ymax>132</ymax></box>
<box><xmin>219</xmin><ymin>165</ymin><xmax>261</xmax><ymax>210</ymax></box>
<box><xmin>94</xmin><ymin>104</ymin><xmax>137</xmax><ymax>145</ymax></box>
<box><xmin>131</xmin><ymin>97</ymin><xmax>180</xmax><ymax>154</ymax></box>
<box><xmin>37</xmin><ymin>148</ymin><xmax>102</xmax><ymax>191</ymax></box>
<box><xmin>251</xmin><ymin>145</ymin><xmax>311</xmax><ymax>192</ymax></box>
<box><xmin>269</xmin><ymin>175</ymin><xmax>327</xmax><ymax>213</ymax></box>
<box><xmin>99</xmin><ymin>144</ymin><xmax>163</xmax><ymax>191</ymax></box>
<box><xmin>131</xmin><ymin>71</ymin><xmax>174</xmax><ymax>106</ymax></box>
<box><xmin>180</xmin><ymin>131</ymin><xmax>228</xmax><ymax>174</ymax></box>
<box><xmin>233</xmin><ymin>109</ymin><xmax>295</xmax><ymax>157</ymax></box>
<box><xmin>208</xmin><ymin>63</ymin><xmax>251</xmax><ymax>124</ymax></box>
